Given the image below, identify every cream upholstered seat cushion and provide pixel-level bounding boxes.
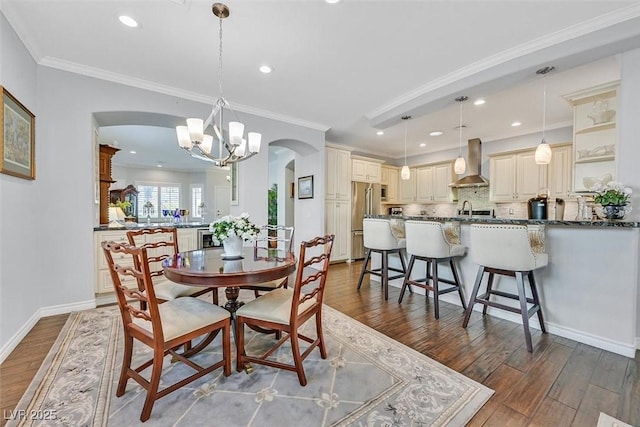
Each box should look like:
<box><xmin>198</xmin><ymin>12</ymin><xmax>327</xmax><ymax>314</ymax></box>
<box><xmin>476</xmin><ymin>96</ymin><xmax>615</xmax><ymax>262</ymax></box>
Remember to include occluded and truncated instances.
<box><xmin>248</xmin><ymin>278</ymin><xmax>287</xmax><ymax>290</ymax></box>
<box><xmin>236</xmin><ymin>288</ymin><xmax>316</xmax><ymax>325</ymax></box>
<box><xmin>152</xmin><ymin>278</ymin><xmax>207</xmax><ymax>301</ymax></box>
<box><xmin>405</xmin><ymin>220</ymin><xmax>467</xmax><ymax>259</ymax></box>
<box><xmin>133</xmin><ymin>297</ymin><xmax>230</xmax><ymax>341</ymax></box>
<box><xmin>363</xmin><ymin>218</ymin><xmax>406</xmax><ymax>250</ymax></box>
<box><xmin>470</xmin><ymin>224</ymin><xmax>548</xmax><ymax>271</ymax></box>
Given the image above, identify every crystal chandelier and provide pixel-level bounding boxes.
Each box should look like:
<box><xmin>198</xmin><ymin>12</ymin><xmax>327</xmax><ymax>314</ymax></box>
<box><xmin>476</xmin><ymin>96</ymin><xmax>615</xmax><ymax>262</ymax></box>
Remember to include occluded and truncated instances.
<box><xmin>176</xmin><ymin>3</ymin><xmax>261</xmax><ymax>167</ymax></box>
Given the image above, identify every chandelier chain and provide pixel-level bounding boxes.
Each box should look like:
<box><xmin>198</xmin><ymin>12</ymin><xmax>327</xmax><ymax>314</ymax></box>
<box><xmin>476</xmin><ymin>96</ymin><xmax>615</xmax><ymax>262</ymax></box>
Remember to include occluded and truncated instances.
<box><xmin>218</xmin><ymin>12</ymin><xmax>223</xmax><ymax>101</ymax></box>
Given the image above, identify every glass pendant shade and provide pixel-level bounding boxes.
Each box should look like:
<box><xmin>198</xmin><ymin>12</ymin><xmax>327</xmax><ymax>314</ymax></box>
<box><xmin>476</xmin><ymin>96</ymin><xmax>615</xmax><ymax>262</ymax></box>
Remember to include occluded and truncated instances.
<box><xmin>228</xmin><ymin>122</ymin><xmax>244</xmax><ymax>146</ymax></box>
<box><xmin>248</xmin><ymin>132</ymin><xmax>261</xmax><ymax>153</ymax></box>
<box><xmin>454</xmin><ymin>156</ymin><xmax>466</xmax><ymax>175</ymax></box>
<box><xmin>176</xmin><ymin>126</ymin><xmax>192</xmax><ymax>149</ymax></box>
<box><xmin>535</xmin><ymin>140</ymin><xmax>552</xmax><ymax>165</ymax></box>
<box><xmin>186</xmin><ymin>118</ymin><xmax>204</xmax><ymax>142</ymax></box>
<box><xmin>201</xmin><ymin>134</ymin><xmax>214</xmax><ymax>154</ymax></box>
<box><xmin>401</xmin><ymin>165</ymin><xmax>410</xmax><ymax>180</ymax></box>
<box><xmin>235</xmin><ymin>139</ymin><xmax>247</xmax><ymax>157</ymax></box>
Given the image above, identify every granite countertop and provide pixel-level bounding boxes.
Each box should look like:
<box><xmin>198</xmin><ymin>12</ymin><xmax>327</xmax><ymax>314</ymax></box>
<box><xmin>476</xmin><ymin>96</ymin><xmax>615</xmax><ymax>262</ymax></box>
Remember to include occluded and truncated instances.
<box><xmin>94</xmin><ymin>223</ymin><xmax>209</xmax><ymax>232</ymax></box>
<box><xmin>369</xmin><ymin>214</ymin><xmax>640</xmax><ymax>228</ymax></box>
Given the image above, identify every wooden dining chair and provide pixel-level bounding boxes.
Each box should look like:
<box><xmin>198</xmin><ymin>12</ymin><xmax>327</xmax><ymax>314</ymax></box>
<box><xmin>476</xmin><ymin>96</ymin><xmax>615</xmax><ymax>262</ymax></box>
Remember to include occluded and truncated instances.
<box><xmin>236</xmin><ymin>234</ymin><xmax>334</xmax><ymax>386</ymax></box>
<box><xmin>102</xmin><ymin>241</ymin><xmax>231</xmax><ymax>422</ymax></box>
<box><xmin>127</xmin><ymin>227</ymin><xmax>218</xmax><ymax>308</ymax></box>
<box><xmin>241</xmin><ymin>224</ymin><xmax>295</xmax><ymax>297</ymax></box>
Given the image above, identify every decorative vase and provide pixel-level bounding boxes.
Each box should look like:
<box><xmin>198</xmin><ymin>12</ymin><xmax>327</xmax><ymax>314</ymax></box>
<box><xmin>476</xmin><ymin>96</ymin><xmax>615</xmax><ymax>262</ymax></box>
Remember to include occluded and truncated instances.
<box><xmin>222</xmin><ymin>236</ymin><xmax>243</xmax><ymax>257</ymax></box>
<box><xmin>596</xmin><ymin>204</ymin><xmax>627</xmax><ymax>220</ymax></box>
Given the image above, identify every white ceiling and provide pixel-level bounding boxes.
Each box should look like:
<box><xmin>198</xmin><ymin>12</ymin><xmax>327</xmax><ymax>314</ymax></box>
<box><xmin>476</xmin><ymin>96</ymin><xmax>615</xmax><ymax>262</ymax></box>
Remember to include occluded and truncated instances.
<box><xmin>3</xmin><ymin>0</ymin><xmax>640</xmax><ymax>170</ymax></box>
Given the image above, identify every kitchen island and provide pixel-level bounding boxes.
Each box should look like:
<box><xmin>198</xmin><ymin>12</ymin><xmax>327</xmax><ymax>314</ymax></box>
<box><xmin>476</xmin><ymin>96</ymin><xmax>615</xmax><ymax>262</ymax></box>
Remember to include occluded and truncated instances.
<box><xmin>366</xmin><ymin>215</ymin><xmax>640</xmax><ymax>357</ymax></box>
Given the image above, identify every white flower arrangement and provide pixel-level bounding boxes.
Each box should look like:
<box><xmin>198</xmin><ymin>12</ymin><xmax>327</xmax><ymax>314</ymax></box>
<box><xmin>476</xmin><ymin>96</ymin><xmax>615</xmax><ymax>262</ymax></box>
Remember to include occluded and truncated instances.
<box><xmin>208</xmin><ymin>213</ymin><xmax>260</xmax><ymax>245</ymax></box>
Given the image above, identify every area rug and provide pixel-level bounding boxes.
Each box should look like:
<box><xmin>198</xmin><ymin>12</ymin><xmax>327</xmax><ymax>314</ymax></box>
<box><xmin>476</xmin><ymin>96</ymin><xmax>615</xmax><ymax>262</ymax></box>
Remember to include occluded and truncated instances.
<box><xmin>7</xmin><ymin>304</ymin><xmax>492</xmax><ymax>426</ymax></box>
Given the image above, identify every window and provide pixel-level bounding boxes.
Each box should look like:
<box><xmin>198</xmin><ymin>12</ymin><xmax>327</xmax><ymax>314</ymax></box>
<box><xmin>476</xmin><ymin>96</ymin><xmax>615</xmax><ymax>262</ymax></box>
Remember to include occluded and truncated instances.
<box><xmin>191</xmin><ymin>184</ymin><xmax>204</xmax><ymax>219</ymax></box>
<box><xmin>137</xmin><ymin>182</ymin><xmax>181</xmax><ymax>219</ymax></box>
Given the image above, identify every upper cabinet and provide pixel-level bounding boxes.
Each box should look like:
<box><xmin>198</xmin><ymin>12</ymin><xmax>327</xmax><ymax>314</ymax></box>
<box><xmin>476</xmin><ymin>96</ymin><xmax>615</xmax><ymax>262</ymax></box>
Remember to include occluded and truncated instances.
<box><xmin>416</xmin><ymin>162</ymin><xmax>454</xmax><ymax>203</ymax></box>
<box><xmin>326</xmin><ymin>147</ymin><xmax>351</xmax><ymax>200</ymax></box>
<box><xmin>398</xmin><ymin>168</ymin><xmax>417</xmax><ymax>203</ymax></box>
<box><xmin>381</xmin><ymin>166</ymin><xmax>399</xmax><ymax>203</ymax></box>
<box><xmin>490</xmin><ymin>149</ymin><xmax>547</xmax><ymax>202</ymax></box>
<box><xmin>351</xmin><ymin>157</ymin><xmax>382</xmax><ymax>183</ymax></box>
<box><xmin>563</xmin><ymin>82</ymin><xmax>618</xmax><ymax>192</ymax></box>
<box><xmin>548</xmin><ymin>144</ymin><xmax>573</xmax><ymax>199</ymax></box>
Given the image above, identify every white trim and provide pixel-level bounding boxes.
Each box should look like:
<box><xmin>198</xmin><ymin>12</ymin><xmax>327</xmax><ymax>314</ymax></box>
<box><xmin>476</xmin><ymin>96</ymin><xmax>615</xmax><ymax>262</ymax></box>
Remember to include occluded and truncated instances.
<box><xmin>367</xmin><ymin>4</ymin><xmax>640</xmax><ymax>121</ymax></box>
<box><xmin>36</xmin><ymin>57</ymin><xmax>330</xmax><ymax>132</ymax></box>
<box><xmin>0</xmin><ymin>300</ymin><xmax>96</xmax><ymax>364</ymax></box>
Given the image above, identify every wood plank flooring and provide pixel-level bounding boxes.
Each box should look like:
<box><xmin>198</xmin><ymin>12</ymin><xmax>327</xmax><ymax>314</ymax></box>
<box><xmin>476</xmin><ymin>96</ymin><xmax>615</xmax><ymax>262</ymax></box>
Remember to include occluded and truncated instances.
<box><xmin>1</xmin><ymin>260</ymin><xmax>639</xmax><ymax>426</ymax></box>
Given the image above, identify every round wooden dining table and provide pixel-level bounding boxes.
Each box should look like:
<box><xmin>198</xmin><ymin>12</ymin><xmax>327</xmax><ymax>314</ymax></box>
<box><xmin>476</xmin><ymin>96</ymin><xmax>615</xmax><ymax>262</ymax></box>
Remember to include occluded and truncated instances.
<box><xmin>163</xmin><ymin>245</ymin><xmax>297</xmax><ymax>313</ymax></box>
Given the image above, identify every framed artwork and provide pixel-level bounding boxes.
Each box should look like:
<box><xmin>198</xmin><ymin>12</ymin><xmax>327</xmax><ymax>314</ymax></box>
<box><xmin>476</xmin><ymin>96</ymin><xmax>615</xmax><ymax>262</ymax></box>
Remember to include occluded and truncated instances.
<box><xmin>1</xmin><ymin>86</ymin><xmax>35</xmax><ymax>180</ymax></box>
<box><xmin>298</xmin><ymin>175</ymin><xmax>314</xmax><ymax>199</ymax></box>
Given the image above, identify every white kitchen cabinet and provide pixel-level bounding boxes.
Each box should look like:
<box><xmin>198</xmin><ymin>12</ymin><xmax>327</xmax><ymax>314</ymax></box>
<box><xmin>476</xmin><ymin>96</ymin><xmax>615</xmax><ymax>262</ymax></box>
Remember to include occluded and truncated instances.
<box><xmin>381</xmin><ymin>166</ymin><xmax>399</xmax><ymax>203</ymax></box>
<box><xmin>563</xmin><ymin>82</ymin><xmax>618</xmax><ymax>192</ymax></box>
<box><xmin>351</xmin><ymin>158</ymin><xmax>382</xmax><ymax>183</ymax></box>
<box><xmin>94</xmin><ymin>228</ymin><xmax>198</xmax><ymax>294</ymax></box>
<box><xmin>326</xmin><ymin>147</ymin><xmax>351</xmax><ymax>200</ymax></box>
<box><xmin>548</xmin><ymin>144</ymin><xmax>573</xmax><ymax>199</ymax></box>
<box><xmin>416</xmin><ymin>162</ymin><xmax>454</xmax><ymax>203</ymax></box>
<box><xmin>490</xmin><ymin>150</ymin><xmax>547</xmax><ymax>201</ymax></box>
<box><xmin>399</xmin><ymin>168</ymin><xmax>417</xmax><ymax>203</ymax></box>
<box><xmin>325</xmin><ymin>200</ymin><xmax>350</xmax><ymax>261</ymax></box>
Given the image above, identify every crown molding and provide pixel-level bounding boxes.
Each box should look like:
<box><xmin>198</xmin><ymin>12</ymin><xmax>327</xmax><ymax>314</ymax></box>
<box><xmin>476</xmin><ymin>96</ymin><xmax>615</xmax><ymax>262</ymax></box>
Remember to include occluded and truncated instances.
<box><xmin>38</xmin><ymin>57</ymin><xmax>330</xmax><ymax>132</ymax></box>
<box><xmin>366</xmin><ymin>3</ymin><xmax>640</xmax><ymax>122</ymax></box>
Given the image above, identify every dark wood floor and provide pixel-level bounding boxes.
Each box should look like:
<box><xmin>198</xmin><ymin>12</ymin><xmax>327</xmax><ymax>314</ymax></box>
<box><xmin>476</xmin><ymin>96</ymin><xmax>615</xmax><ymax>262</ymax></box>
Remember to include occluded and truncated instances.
<box><xmin>1</xmin><ymin>260</ymin><xmax>639</xmax><ymax>426</ymax></box>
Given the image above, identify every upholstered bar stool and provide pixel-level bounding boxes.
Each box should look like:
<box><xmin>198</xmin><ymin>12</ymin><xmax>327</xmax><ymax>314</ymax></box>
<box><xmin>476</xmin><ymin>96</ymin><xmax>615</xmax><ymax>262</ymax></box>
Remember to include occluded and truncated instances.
<box><xmin>462</xmin><ymin>224</ymin><xmax>548</xmax><ymax>352</ymax></box>
<box><xmin>398</xmin><ymin>221</ymin><xmax>467</xmax><ymax>319</ymax></box>
<box><xmin>357</xmin><ymin>218</ymin><xmax>407</xmax><ymax>301</ymax></box>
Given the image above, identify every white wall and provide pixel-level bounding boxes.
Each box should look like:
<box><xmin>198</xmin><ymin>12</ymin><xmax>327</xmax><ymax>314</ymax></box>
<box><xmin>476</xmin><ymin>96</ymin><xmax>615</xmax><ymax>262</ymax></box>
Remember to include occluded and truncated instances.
<box><xmin>0</xmin><ymin>12</ymin><xmax>44</xmax><ymax>356</ymax></box>
<box><xmin>0</xmin><ymin>14</ymin><xmax>326</xmax><ymax>357</ymax></box>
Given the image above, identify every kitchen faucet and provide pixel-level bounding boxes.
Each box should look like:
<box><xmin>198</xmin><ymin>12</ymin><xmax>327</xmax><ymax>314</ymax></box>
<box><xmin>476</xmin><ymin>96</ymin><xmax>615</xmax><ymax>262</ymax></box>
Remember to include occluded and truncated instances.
<box><xmin>461</xmin><ymin>200</ymin><xmax>472</xmax><ymax>217</ymax></box>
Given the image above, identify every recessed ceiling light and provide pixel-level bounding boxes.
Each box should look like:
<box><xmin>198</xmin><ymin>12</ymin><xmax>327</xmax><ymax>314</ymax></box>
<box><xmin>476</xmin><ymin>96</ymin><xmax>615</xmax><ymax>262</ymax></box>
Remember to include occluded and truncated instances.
<box><xmin>157</xmin><ymin>164</ymin><xmax>163</xmax><ymax>168</ymax></box>
<box><xmin>419</xmin><ymin>143</ymin><xmax>426</xmax><ymax>147</ymax></box>
<box><xmin>376</xmin><ymin>131</ymin><xmax>384</xmax><ymax>136</ymax></box>
<box><xmin>118</xmin><ymin>15</ymin><xmax>138</xmax><ymax>28</ymax></box>
<box><xmin>474</xmin><ymin>98</ymin><xmax>486</xmax><ymax>106</ymax></box>
<box><xmin>129</xmin><ymin>150</ymin><xmax>136</xmax><ymax>154</ymax></box>
<box><xmin>429</xmin><ymin>131</ymin><xmax>443</xmax><ymax>136</ymax></box>
<box><xmin>325</xmin><ymin>0</ymin><xmax>341</xmax><ymax>3</ymax></box>
<box><xmin>259</xmin><ymin>65</ymin><xmax>272</xmax><ymax>74</ymax></box>
<box><xmin>511</xmin><ymin>121</ymin><xmax>522</xmax><ymax>127</ymax></box>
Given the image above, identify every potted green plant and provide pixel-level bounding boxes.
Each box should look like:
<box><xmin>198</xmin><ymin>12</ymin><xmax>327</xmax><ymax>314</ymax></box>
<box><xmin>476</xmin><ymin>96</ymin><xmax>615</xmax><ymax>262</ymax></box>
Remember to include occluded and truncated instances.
<box><xmin>267</xmin><ymin>184</ymin><xmax>278</xmax><ymax>248</ymax></box>
<box><xmin>591</xmin><ymin>181</ymin><xmax>632</xmax><ymax>220</ymax></box>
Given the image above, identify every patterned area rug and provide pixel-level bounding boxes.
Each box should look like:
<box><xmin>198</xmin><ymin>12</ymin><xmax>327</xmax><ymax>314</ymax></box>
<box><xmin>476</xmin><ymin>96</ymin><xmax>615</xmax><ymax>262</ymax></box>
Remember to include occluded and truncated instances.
<box><xmin>8</xmin><ymin>305</ymin><xmax>492</xmax><ymax>426</ymax></box>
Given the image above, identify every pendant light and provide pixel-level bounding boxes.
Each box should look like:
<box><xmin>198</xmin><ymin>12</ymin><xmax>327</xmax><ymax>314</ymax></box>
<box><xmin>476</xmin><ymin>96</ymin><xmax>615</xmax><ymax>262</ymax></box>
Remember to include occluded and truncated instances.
<box><xmin>454</xmin><ymin>96</ymin><xmax>468</xmax><ymax>175</ymax></box>
<box><xmin>400</xmin><ymin>116</ymin><xmax>411</xmax><ymax>180</ymax></box>
<box><xmin>534</xmin><ymin>66</ymin><xmax>554</xmax><ymax>165</ymax></box>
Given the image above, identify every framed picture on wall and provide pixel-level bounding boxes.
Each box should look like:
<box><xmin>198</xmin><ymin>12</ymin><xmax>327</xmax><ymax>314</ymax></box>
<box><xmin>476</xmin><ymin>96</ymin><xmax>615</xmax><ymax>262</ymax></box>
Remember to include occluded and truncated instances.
<box><xmin>1</xmin><ymin>86</ymin><xmax>36</xmax><ymax>180</ymax></box>
<box><xmin>298</xmin><ymin>175</ymin><xmax>314</xmax><ymax>199</ymax></box>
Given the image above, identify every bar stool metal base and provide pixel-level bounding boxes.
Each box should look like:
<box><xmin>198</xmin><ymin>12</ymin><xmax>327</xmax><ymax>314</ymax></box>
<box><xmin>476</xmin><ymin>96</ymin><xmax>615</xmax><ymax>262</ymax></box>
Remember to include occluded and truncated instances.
<box><xmin>462</xmin><ymin>266</ymin><xmax>546</xmax><ymax>352</ymax></box>
<box><xmin>399</xmin><ymin>255</ymin><xmax>466</xmax><ymax>319</ymax></box>
<box><xmin>356</xmin><ymin>248</ymin><xmax>406</xmax><ymax>301</ymax></box>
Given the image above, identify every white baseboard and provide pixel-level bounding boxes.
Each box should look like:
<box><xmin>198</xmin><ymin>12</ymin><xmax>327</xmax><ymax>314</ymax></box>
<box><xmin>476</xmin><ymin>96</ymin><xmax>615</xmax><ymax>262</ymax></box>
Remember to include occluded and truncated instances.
<box><xmin>0</xmin><ymin>299</ymin><xmax>96</xmax><ymax>364</ymax></box>
<box><xmin>377</xmin><ymin>278</ymin><xmax>637</xmax><ymax>358</ymax></box>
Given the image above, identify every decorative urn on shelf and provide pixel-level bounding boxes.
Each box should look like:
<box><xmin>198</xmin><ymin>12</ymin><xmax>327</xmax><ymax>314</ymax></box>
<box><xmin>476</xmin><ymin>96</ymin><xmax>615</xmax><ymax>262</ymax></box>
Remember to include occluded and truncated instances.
<box><xmin>591</xmin><ymin>181</ymin><xmax>632</xmax><ymax>220</ymax></box>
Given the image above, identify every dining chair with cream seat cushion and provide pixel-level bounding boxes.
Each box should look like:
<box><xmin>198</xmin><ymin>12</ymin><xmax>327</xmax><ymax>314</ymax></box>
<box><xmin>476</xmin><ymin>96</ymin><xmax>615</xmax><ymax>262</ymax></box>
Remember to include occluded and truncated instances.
<box><xmin>462</xmin><ymin>224</ymin><xmax>548</xmax><ymax>353</ymax></box>
<box><xmin>101</xmin><ymin>241</ymin><xmax>231</xmax><ymax>422</ymax></box>
<box><xmin>356</xmin><ymin>218</ymin><xmax>407</xmax><ymax>301</ymax></box>
<box><xmin>240</xmin><ymin>224</ymin><xmax>295</xmax><ymax>297</ymax></box>
<box><xmin>398</xmin><ymin>220</ymin><xmax>467</xmax><ymax>319</ymax></box>
<box><xmin>127</xmin><ymin>227</ymin><xmax>218</xmax><ymax>308</ymax></box>
<box><xmin>236</xmin><ymin>234</ymin><xmax>334</xmax><ymax>386</ymax></box>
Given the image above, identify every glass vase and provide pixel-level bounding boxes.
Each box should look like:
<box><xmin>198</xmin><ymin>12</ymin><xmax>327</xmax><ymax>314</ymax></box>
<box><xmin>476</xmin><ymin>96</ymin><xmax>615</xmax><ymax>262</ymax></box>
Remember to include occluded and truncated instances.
<box><xmin>222</xmin><ymin>236</ymin><xmax>243</xmax><ymax>258</ymax></box>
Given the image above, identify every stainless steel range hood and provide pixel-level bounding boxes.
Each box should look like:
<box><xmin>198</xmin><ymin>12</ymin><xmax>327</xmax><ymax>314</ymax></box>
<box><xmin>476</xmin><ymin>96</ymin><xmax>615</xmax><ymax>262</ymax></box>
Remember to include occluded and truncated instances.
<box><xmin>450</xmin><ymin>138</ymin><xmax>489</xmax><ymax>188</ymax></box>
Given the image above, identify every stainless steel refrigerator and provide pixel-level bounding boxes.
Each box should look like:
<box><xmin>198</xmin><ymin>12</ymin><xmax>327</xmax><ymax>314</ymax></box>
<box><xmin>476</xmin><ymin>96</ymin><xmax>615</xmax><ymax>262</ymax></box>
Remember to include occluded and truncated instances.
<box><xmin>351</xmin><ymin>182</ymin><xmax>381</xmax><ymax>260</ymax></box>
